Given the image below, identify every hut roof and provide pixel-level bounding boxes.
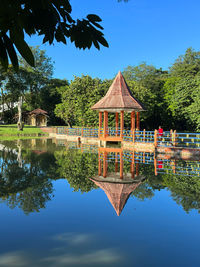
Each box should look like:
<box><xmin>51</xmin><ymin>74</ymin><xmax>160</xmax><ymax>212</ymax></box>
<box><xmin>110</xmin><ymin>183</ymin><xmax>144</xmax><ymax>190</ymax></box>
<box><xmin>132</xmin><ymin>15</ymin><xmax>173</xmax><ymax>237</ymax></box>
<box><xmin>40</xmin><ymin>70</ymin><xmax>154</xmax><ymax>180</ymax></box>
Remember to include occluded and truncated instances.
<box><xmin>91</xmin><ymin>71</ymin><xmax>145</xmax><ymax>112</ymax></box>
<box><xmin>90</xmin><ymin>178</ymin><xmax>141</xmax><ymax>216</ymax></box>
<box><xmin>29</xmin><ymin>108</ymin><xmax>48</xmax><ymax>115</ymax></box>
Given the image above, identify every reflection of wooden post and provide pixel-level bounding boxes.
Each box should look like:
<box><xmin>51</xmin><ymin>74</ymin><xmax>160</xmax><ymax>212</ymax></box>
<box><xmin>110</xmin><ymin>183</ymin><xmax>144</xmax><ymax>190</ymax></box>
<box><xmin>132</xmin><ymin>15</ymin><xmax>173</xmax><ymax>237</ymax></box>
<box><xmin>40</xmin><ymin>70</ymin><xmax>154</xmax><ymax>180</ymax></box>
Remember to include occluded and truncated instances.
<box><xmin>143</xmin><ymin>152</ymin><xmax>145</xmax><ymax>163</ymax></box>
<box><xmin>136</xmin><ymin>163</ymin><xmax>139</xmax><ymax>176</ymax></box>
<box><xmin>133</xmin><ymin>130</ymin><xmax>135</xmax><ymax>143</ymax></box>
<box><xmin>136</xmin><ymin>112</ymin><xmax>140</xmax><ymax>130</ymax></box>
<box><xmin>115</xmin><ymin>152</ymin><xmax>118</xmax><ymax>172</ymax></box>
<box><xmin>154</xmin><ymin>153</ymin><xmax>157</xmax><ymax>176</ymax></box>
<box><xmin>103</xmin><ymin>111</ymin><xmax>108</xmax><ymax>138</ymax></box>
<box><xmin>116</xmin><ymin>113</ymin><xmax>119</xmax><ymax>136</ymax></box>
<box><xmin>172</xmin><ymin>159</ymin><xmax>176</xmax><ymax>174</ymax></box>
<box><xmin>98</xmin><ymin>151</ymin><xmax>102</xmax><ymax>176</ymax></box>
<box><xmin>120</xmin><ymin>151</ymin><xmax>123</xmax><ymax>179</ymax></box>
<box><xmin>98</xmin><ymin>112</ymin><xmax>102</xmax><ymax>138</ymax></box>
<box><xmin>120</xmin><ymin>111</ymin><xmax>124</xmax><ymax>138</ymax></box>
<box><xmin>103</xmin><ymin>152</ymin><xmax>107</xmax><ymax>178</ymax></box>
<box><xmin>131</xmin><ymin>111</ymin><xmax>135</xmax><ymax>131</ymax></box>
<box><xmin>154</xmin><ymin>129</ymin><xmax>158</xmax><ymax>147</ymax></box>
<box><xmin>131</xmin><ymin>151</ymin><xmax>135</xmax><ymax>179</ymax></box>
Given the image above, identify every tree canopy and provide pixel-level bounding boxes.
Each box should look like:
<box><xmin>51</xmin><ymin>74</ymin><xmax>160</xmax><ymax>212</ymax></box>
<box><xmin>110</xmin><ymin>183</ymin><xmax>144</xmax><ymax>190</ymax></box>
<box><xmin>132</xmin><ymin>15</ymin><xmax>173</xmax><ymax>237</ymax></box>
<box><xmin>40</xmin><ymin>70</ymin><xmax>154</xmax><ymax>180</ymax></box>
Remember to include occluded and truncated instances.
<box><xmin>0</xmin><ymin>0</ymin><xmax>113</xmax><ymax>71</ymax></box>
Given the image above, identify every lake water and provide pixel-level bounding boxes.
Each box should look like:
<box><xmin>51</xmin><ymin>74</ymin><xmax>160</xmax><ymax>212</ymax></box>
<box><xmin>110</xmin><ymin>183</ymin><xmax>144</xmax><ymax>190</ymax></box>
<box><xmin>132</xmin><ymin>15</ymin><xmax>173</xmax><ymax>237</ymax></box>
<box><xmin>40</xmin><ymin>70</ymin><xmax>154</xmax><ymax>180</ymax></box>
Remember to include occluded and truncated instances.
<box><xmin>0</xmin><ymin>138</ymin><xmax>200</xmax><ymax>267</ymax></box>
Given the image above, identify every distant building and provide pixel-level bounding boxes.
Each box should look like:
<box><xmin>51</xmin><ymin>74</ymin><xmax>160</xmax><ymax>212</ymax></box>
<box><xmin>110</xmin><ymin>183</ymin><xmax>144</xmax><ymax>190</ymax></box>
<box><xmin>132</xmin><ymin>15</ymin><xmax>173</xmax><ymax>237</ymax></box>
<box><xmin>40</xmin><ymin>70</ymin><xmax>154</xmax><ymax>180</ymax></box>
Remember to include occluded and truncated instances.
<box><xmin>28</xmin><ymin>108</ymin><xmax>48</xmax><ymax>127</ymax></box>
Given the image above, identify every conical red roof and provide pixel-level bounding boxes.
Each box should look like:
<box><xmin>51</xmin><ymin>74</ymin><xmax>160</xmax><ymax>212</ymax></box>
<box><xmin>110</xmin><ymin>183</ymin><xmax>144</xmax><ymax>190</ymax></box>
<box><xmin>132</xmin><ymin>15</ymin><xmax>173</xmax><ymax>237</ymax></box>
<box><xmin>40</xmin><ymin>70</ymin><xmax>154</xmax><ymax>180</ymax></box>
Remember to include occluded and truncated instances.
<box><xmin>91</xmin><ymin>179</ymin><xmax>141</xmax><ymax>216</ymax></box>
<box><xmin>91</xmin><ymin>71</ymin><xmax>145</xmax><ymax>111</ymax></box>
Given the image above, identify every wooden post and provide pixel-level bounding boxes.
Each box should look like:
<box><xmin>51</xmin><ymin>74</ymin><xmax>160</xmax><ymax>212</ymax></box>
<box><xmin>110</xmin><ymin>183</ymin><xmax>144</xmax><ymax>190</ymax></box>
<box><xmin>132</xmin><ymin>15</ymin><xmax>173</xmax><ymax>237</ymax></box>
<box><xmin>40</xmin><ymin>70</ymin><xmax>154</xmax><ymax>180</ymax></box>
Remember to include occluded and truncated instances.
<box><xmin>103</xmin><ymin>111</ymin><xmax>108</xmax><ymax>138</ymax></box>
<box><xmin>143</xmin><ymin>129</ymin><xmax>146</xmax><ymax>142</ymax></box>
<box><xmin>170</xmin><ymin>129</ymin><xmax>173</xmax><ymax>145</ymax></box>
<box><xmin>116</xmin><ymin>112</ymin><xmax>119</xmax><ymax>136</ymax></box>
<box><xmin>131</xmin><ymin>111</ymin><xmax>135</xmax><ymax>131</ymax></box>
<box><xmin>120</xmin><ymin>111</ymin><xmax>124</xmax><ymax>138</ymax></box>
<box><xmin>103</xmin><ymin>152</ymin><xmax>107</xmax><ymax>178</ymax></box>
<box><xmin>120</xmin><ymin>151</ymin><xmax>123</xmax><ymax>179</ymax></box>
<box><xmin>98</xmin><ymin>151</ymin><xmax>101</xmax><ymax>176</ymax></box>
<box><xmin>173</xmin><ymin>130</ymin><xmax>177</xmax><ymax>147</ymax></box>
<box><xmin>154</xmin><ymin>129</ymin><xmax>158</xmax><ymax>148</ymax></box>
<box><xmin>98</xmin><ymin>112</ymin><xmax>102</xmax><ymax>138</ymax></box>
<box><xmin>136</xmin><ymin>112</ymin><xmax>140</xmax><ymax>130</ymax></box>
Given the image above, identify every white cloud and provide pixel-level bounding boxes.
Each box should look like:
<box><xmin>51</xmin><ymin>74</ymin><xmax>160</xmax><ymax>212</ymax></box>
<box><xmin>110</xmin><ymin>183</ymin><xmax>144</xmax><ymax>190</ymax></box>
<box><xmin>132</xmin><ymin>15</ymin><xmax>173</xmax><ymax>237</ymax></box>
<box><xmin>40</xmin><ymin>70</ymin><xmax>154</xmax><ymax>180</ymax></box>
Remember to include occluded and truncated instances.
<box><xmin>52</xmin><ymin>232</ymin><xmax>93</xmax><ymax>245</ymax></box>
<box><xmin>0</xmin><ymin>251</ymin><xmax>29</xmax><ymax>266</ymax></box>
<box><xmin>42</xmin><ymin>249</ymin><xmax>122</xmax><ymax>266</ymax></box>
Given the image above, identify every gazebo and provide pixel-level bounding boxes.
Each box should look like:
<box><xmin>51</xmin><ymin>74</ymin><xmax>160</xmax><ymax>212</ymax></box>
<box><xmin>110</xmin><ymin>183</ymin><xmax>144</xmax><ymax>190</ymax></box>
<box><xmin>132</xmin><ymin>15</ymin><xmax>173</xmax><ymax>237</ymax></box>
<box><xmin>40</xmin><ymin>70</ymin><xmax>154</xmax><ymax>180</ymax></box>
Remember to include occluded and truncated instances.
<box><xmin>91</xmin><ymin>71</ymin><xmax>145</xmax><ymax>142</ymax></box>
<box><xmin>28</xmin><ymin>108</ymin><xmax>48</xmax><ymax>127</ymax></box>
<box><xmin>90</xmin><ymin>147</ymin><xmax>145</xmax><ymax>216</ymax></box>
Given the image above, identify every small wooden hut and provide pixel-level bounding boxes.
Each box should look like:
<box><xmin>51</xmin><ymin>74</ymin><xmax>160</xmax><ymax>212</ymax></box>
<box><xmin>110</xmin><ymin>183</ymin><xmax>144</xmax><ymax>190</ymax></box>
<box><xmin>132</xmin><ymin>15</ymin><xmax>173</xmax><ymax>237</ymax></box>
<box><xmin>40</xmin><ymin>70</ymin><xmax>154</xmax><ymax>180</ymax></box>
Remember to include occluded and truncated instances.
<box><xmin>28</xmin><ymin>108</ymin><xmax>48</xmax><ymax>127</ymax></box>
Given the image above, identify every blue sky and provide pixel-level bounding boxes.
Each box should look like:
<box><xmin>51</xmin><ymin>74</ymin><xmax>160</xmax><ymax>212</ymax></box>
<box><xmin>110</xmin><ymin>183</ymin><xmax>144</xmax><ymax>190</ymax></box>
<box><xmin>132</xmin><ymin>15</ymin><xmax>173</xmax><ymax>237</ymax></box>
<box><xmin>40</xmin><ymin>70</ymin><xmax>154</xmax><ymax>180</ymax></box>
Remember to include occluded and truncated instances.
<box><xmin>27</xmin><ymin>0</ymin><xmax>200</xmax><ymax>81</ymax></box>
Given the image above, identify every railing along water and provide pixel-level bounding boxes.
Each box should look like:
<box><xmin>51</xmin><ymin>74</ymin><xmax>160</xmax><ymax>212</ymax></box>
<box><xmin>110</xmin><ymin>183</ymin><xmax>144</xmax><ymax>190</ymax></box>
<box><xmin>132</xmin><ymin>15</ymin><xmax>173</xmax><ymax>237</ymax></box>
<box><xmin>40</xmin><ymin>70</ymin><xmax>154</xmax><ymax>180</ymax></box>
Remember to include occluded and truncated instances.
<box><xmin>55</xmin><ymin>127</ymin><xmax>200</xmax><ymax>148</ymax></box>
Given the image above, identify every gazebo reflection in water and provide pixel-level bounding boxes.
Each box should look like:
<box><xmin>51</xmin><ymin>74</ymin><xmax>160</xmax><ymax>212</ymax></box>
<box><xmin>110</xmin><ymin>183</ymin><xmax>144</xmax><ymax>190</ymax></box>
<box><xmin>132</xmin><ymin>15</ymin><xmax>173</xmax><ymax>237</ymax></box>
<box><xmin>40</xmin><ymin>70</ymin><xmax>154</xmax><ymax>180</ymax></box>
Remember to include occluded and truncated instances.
<box><xmin>90</xmin><ymin>147</ymin><xmax>146</xmax><ymax>216</ymax></box>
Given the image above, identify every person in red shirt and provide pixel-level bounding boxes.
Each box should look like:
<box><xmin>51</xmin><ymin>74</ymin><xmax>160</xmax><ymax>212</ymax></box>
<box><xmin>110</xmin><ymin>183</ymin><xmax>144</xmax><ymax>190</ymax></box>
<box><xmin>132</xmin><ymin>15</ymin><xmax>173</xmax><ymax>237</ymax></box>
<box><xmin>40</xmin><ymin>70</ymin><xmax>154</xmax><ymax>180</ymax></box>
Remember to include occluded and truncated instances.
<box><xmin>158</xmin><ymin>126</ymin><xmax>164</xmax><ymax>145</ymax></box>
<box><xmin>158</xmin><ymin>126</ymin><xmax>163</xmax><ymax>136</ymax></box>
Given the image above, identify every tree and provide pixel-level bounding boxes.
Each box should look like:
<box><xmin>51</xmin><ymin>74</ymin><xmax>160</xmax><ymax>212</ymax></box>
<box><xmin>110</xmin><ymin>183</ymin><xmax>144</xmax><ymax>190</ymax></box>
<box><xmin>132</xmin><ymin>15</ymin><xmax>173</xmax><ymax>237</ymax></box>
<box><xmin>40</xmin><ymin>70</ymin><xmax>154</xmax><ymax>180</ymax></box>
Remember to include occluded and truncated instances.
<box><xmin>164</xmin><ymin>48</ymin><xmax>200</xmax><ymax>130</ymax></box>
<box><xmin>55</xmin><ymin>75</ymin><xmax>111</xmax><ymax>127</ymax></box>
<box><xmin>39</xmin><ymin>78</ymin><xmax>69</xmax><ymax>125</ymax></box>
<box><xmin>123</xmin><ymin>63</ymin><xmax>169</xmax><ymax>129</ymax></box>
<box><xmin>1</xmin><ymin>46</ymin><xmax>54</xmax><ymax>126</ymax></box>
<box><xmin>0</xmin><ymin>0</ymin><xmax>110</xmax><ymax>71</ymax></box>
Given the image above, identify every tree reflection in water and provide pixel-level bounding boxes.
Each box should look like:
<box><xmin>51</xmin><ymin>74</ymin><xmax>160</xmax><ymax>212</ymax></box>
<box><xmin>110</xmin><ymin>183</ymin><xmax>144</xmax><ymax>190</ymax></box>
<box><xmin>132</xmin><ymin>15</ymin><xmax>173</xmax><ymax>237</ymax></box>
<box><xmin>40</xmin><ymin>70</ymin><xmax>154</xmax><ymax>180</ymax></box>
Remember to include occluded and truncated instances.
<box><xmin>0</xmin><ymin>141</ymin><xmax>57</xmax><ymax>214</ymax></box>
<box><xmin>0</xmin><ymin>139</ymin><xmax>200</xmax><ymax>214</ymax></box>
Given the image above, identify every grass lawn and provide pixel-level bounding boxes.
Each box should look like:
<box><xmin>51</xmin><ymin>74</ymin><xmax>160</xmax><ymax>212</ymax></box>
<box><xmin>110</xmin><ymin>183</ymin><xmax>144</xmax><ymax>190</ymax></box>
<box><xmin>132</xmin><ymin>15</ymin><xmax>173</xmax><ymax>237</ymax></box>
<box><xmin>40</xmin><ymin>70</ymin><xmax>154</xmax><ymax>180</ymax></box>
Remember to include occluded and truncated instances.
<box><xmin>0</xmin><ymin>124</ymin><xmax>48</xmax><ymax>140</ymax></box>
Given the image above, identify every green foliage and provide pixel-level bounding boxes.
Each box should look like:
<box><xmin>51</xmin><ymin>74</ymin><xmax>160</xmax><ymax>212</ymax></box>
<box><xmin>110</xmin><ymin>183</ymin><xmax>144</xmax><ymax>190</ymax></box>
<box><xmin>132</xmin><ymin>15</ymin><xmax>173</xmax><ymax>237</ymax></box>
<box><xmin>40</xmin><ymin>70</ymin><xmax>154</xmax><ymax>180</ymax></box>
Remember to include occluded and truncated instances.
<box><xmin>0</xmin><ymin>146</ymin><xmax>57</xmax><ymax>214</ymax></box>
<box><xmin>164</xmin><ymin>48</ymin><xmax>200</xmax><ymax>130</ymax></box>
<box><xmin>55</xmin><ymin>149</ymin><xmax>98</xmax><ymax>193</ymax></box>
<box><xmin>55</xmin><ymin>75</ymin><xmax>112</xmax><ymax>126</ymax></box>
<box><xmin>0</xmin><ymin>46</ymin><xmax>66</xmax><ymax>124</ymax></box>
<box><xmin>123</xmin><ymin>63</ymin><xmax>169</xmax><ymax>129</ymax></box>
<box><xmin>0</xmin><ymin>0</ymin><xmax>109</xmax><ymax>71</ymax></box>
<box><xmin>162</xmin><ymin>172</ymin><xmax>200</xmax><ymax>213</ymax></box>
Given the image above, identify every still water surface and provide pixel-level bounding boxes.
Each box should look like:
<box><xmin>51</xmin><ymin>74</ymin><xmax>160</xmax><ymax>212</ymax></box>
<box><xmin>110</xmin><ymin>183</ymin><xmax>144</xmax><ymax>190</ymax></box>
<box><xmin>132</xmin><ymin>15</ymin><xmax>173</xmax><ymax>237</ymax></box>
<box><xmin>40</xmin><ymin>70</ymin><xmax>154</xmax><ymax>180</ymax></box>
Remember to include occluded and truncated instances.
<box><xmin>0</xmin><ymin>139</ymin><xmax>200</xmax><ymax>267</ymax></box>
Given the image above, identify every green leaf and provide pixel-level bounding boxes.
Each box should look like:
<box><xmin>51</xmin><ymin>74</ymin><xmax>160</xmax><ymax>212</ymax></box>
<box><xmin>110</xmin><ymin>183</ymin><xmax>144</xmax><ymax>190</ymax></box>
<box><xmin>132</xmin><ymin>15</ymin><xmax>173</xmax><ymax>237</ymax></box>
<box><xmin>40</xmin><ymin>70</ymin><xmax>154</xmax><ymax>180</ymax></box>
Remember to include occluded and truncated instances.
<box><xmin>0</xmin><ymin>36</ymin><xmax>8</xmax><ymax>70</ymax></box>
<box><xmin>10</xmin><ymin>29</ymin><xmax>35</xmax><ymax>67</ymax></box>
<box><xmin>87</xmin><ymin>14</ymin><xmax>102</xmax><ymax>22</ymax></box>
<box><xmin>97</xmin><ymin>36</ymin><xmax>109</xmax><ymax>48</ymax></box>
<box><xmin>55</xmin><ymin>28</ymin><xmax>67</xmax><ymax>44</ymax></box>
<box><xmin>89</xmin><ymin>21</ymin><xmax>104</xmax><ymax>30</ymax></box>
<box><xmin>2</xmin><ymin>34</ymin><xmax>19</xmax><ymax>71</ymax></box>
<box><xmin>93</xmin><ymin>40</ymin><xmax>100</xmax><ymax>50</ymax></box>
